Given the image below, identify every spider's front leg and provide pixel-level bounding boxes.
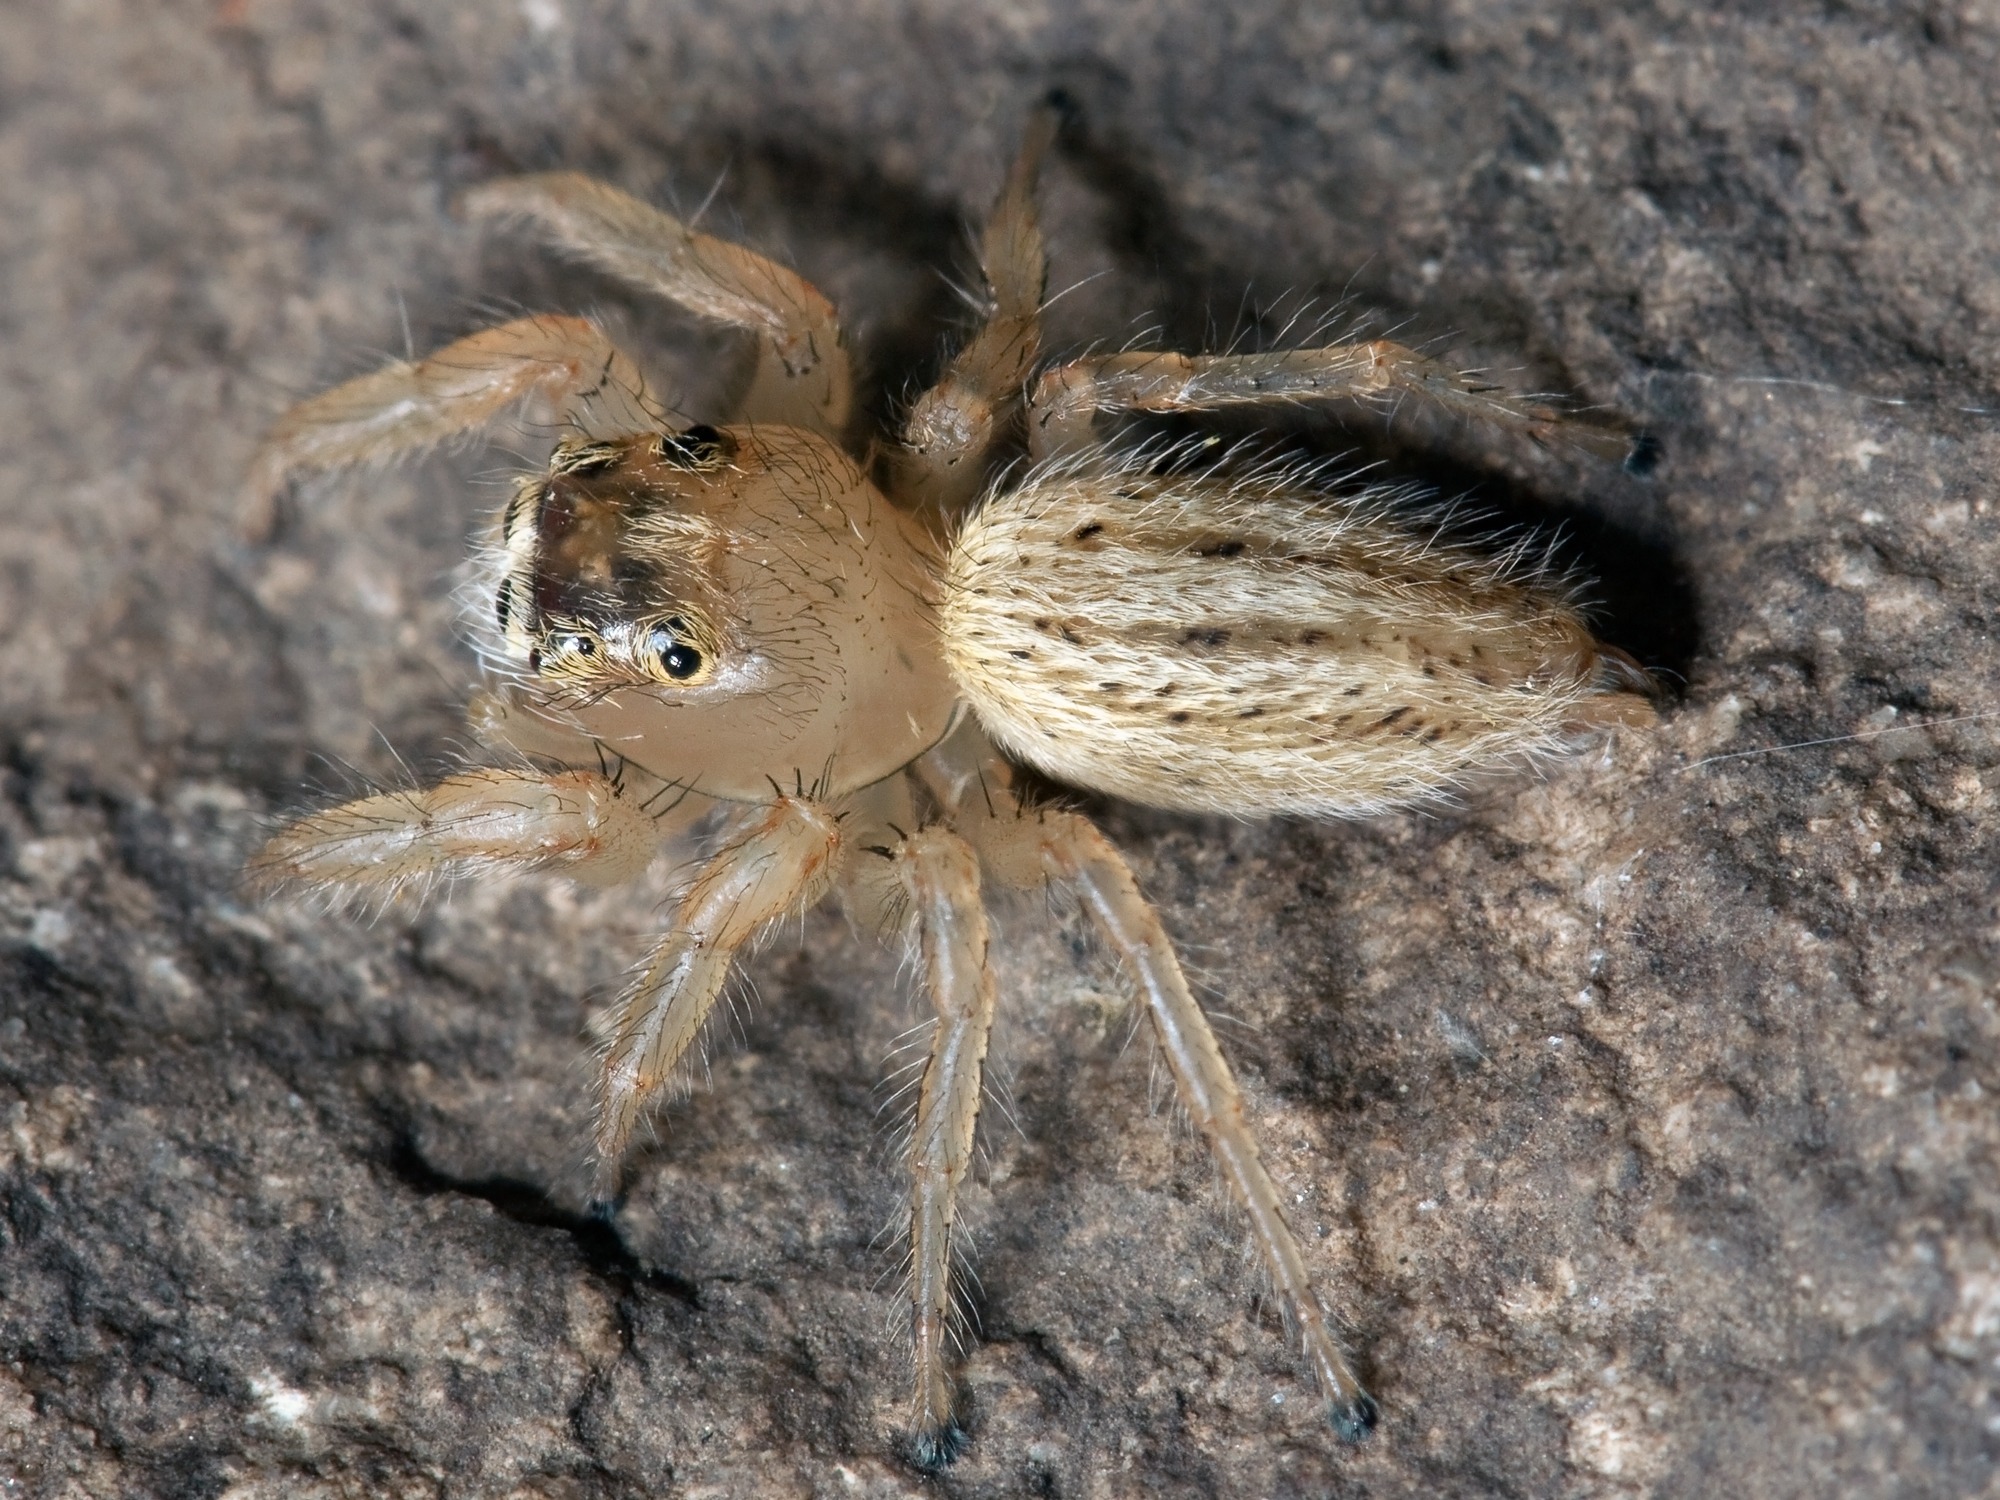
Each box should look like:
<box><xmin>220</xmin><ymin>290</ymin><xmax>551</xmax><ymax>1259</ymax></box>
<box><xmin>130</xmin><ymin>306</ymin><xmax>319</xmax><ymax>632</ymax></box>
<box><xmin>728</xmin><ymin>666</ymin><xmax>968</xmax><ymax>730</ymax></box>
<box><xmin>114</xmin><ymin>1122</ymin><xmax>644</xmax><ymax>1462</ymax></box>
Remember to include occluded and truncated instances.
<box><xmin>242</xmin><ymin>315</ymin><xmax>664</xmax><ymax>530</ymax></box>
<box><xmin>248</xmin><ymin>765</ymin><xmax>683</xmax><ymax>904</ymax></box>
<box><xmin>1028</xmin><ymin>341</ymin><xmax>1630</xmax><ymax>465</ymax></box>
<box><xmin>592</xmin><ymin>795</ymin><xmax>842</xmax><ymax>1194</ymax></box>
<box><xmin>463</xmin><ymin>172</ymin><xmax>853</xmax><ymax>438</ymax></box>
<box><xmin>924</xmin><ymin>735</ymin><xmax>1379</xmax><ymax>1442</ymax></box>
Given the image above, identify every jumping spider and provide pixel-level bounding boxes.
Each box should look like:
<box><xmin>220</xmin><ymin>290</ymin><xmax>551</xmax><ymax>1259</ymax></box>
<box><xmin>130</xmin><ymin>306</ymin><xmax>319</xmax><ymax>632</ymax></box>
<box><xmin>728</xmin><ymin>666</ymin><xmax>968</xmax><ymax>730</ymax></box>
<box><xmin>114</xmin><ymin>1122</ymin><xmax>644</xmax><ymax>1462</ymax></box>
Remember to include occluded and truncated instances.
<box><xmin>245</xmin><ymin>106</ymin><xmax>1654</xmax><ymax>1467</ymax></box>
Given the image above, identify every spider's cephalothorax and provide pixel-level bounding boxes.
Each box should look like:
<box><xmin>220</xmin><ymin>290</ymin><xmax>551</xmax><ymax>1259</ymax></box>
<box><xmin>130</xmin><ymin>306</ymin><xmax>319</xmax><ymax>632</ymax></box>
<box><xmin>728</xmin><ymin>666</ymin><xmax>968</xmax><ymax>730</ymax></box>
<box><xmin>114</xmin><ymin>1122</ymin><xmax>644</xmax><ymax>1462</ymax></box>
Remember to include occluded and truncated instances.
<box><xmin>245</xmin><ymin>106</ymin><xmax>1652</xmax><ymax>1469</ymax></box>
<box><xmin>485</xmin><ymin>420</ymin><xmax>959</xmax><ymax>803</ymax></box>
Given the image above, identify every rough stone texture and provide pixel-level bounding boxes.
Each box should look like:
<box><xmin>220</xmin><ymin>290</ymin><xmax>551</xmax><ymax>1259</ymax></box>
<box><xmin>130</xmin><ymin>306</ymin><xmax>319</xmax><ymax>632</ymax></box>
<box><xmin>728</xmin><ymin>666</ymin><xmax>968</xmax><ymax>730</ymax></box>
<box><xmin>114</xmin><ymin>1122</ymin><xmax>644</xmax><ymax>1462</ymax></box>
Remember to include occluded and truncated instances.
<box><xmin>3</xmin><ymin>2</ymin><xmax>1998</xmax><ymax>1496</ymax></box>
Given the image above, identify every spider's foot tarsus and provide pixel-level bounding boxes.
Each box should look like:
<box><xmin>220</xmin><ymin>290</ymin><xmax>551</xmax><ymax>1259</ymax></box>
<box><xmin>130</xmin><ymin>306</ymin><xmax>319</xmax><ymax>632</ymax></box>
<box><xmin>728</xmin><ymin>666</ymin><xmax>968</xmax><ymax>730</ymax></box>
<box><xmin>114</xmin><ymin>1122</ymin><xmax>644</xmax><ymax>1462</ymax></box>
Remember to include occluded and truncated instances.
<box><xmin>1040</xmin><ymin>84</ymin><xmax>1080</xmax><ymax>129</ymax></box>
<box><xmin>1623</xmin><ymin>429</ymin><xmax>1664</xmax><ymax>477</ymax></box>
<box><xmin>1328</xmin><ymin>1391</ymin><xmax>1381</xmax><ymax>1444</ymax></box>
<box><xmin>909</xmin><ymin>1418</ymin><xmax>970</xmax><ymax>1471</ymax></box>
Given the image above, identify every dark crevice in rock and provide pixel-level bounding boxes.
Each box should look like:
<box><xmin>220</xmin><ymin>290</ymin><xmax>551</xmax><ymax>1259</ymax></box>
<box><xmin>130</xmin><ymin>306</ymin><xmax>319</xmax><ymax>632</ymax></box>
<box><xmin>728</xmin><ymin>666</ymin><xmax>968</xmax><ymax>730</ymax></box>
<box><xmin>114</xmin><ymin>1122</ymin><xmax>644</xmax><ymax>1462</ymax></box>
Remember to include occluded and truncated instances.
<box><xmin>383</xmin><ymin>1135</ymin><xmax>700</xmax><ymax>1307</ymax></box>
<box><xmin>994</xmin><ymin>1325</ymin><xmax>1080</xmax><ymax>1388</ymax></box>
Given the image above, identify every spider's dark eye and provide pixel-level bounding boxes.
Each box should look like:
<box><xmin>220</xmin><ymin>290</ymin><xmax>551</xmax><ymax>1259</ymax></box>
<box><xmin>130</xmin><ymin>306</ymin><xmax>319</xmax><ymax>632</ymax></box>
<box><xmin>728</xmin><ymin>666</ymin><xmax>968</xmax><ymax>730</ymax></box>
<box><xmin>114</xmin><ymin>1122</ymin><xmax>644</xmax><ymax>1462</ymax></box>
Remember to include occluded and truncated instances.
<box><xmin>660</xmin><ymin>424</ymin><xmax>730</xmax><ymax>468</ymax></box>
<box><xmin>532</xmin><ymin>626</ymin><xmax>608</xmax><ymax>678</ymax></box>
<box><xmin>646</xmin><ymin>619</ymin><xmax>704</xmax><ymax>681</ymax></box>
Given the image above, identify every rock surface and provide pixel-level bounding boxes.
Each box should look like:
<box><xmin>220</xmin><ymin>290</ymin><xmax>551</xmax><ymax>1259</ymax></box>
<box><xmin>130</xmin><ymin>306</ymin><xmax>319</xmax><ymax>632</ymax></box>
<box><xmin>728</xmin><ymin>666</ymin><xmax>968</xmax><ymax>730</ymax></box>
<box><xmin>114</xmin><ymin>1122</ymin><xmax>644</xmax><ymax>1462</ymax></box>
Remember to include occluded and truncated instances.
<box><xmin>4</xmin><ymin>3</ymin><xmax>1999</xmax><ymax>1496</ymax></box>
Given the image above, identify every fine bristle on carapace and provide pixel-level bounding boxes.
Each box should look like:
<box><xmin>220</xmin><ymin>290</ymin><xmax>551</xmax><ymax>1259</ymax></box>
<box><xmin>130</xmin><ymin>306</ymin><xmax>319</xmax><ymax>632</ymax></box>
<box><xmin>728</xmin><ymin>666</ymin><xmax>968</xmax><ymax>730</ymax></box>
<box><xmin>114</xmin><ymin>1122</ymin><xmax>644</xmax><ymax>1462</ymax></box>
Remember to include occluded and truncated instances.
<box><xmin>940</xmin><ymin>466</ymin><xmax>1652</xmax><ymax>818</ymax></box>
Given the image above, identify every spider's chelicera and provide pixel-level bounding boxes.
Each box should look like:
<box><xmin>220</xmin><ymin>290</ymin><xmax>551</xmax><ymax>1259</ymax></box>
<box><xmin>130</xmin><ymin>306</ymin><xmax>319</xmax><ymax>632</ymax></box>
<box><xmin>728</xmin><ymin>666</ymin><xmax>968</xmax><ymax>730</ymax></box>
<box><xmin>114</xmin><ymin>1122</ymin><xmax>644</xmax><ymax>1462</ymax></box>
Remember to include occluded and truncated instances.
<box><xmin>246</xmin><ymin>106</ymin><xmax>1653</xmax><ymax>1468</ymax></box>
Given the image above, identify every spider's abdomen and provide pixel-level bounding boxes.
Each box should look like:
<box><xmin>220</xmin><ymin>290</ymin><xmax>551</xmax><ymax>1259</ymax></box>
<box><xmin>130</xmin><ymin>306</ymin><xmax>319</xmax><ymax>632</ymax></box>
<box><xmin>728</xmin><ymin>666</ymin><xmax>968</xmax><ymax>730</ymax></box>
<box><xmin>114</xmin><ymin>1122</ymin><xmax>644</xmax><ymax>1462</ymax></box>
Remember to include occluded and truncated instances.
<box><xmin>940</xmin><ymin>468</ymin><xmax>1652</xmax><ymax>818</ymax></box>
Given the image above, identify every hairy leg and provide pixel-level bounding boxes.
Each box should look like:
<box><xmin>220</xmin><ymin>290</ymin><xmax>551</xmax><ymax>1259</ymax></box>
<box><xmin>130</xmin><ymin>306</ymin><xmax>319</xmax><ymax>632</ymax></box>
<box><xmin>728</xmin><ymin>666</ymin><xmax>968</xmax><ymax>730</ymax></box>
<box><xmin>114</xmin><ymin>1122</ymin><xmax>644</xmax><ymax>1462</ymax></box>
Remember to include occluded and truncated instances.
<box><xmin>891</xmin><ymin>826</ymin><xmax>999</xmax><ymax>1468</ymax></box>
<box><xmin>829</xmin><ymin>771</ymin><xmax>918</xmax><ymax>939</ymax></box>
<box><xmin>921</xmin><ymin>726</ymin><xmax>1377</xmax><ymax>1440</ymax></box>
<box><xmin>891</xmin><ymin>106</ymin><xmax>1057</xmax><ymax>517</ymax></box>
<box><xmin>243</xmin><ymin>314</ymin><xmax>663</xmax><ymax>527</ymax></box>
<box><xmin>592</xmin><ymin>795</ymin><xmax>842</xmax><ymax>1193</ymax></box>
<box><xmin>248</xmin><ymin>766</ymin><xmax>671</xmax><ymax>903</ymax></box>
<box><xmin>1028</xmin><ymin>341</ymin><xmax>1629</xmax><ymax>466</ymax></box>
<box><xmin>1028</xmin><ymin>809</ymin><xmax>1376</xmax><ymax>1437</ymax></box>
<box><xmin>831</xmin><ymin>776</ymin><xmax>994</xmax><ymax>1463</ymax></box>
<box><xmin>463</xmin><ymin>173</ymin><xmax>852</xmax><ymax>437</ymax></box>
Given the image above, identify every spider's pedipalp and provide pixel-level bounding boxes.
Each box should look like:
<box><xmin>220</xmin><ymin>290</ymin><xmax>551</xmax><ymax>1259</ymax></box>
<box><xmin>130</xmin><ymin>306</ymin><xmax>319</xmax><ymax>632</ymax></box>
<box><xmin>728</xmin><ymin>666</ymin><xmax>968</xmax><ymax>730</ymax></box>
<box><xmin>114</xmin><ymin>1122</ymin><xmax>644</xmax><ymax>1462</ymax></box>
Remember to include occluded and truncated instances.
<box><xmin>248</xmin><ymin>766</ymin><xmax>669</xmax><ymax>909</ymax></box>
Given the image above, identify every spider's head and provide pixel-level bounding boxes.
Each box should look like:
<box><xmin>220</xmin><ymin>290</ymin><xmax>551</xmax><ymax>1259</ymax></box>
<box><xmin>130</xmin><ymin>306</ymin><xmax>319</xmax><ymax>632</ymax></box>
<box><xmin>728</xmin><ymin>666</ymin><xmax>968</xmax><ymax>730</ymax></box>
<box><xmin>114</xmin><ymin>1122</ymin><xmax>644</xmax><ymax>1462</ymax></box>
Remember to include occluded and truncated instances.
<box><xmin>481</xmin><ymin>423</ymin><xmax>959</xmax><ymax>801</ymax></box>
<box><xmin>492</xmin><ymin>426</ymin><xmax>735</xmax><ymax>692</ymax></box>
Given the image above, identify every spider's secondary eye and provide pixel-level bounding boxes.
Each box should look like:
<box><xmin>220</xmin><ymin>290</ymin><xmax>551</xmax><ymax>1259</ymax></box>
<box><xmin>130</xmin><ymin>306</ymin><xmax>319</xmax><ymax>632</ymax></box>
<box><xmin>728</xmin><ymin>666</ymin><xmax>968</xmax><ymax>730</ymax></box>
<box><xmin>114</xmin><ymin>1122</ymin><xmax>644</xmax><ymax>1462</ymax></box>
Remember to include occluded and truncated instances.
<box><xmin>652</xmin><ymin>627</ymin><xmax>702</xmax><ymax>680</ymax></box>
<box><xmin>547</xmin><ymin>440</ymin><xmax>622</xmax><ymax>477</ymax></box>
<box><xmin>532</xmin><ymin>627</ymin><xmax>605</xmax><ymax>676</ymax></box>
<box><xmin>660</xmin><ymin>424</ymin><xmax>730</xmax><ymax>468</ymax></box>
<box><xmin>644</xmin><ymin>618</ymin><xmax>705</xmax><ymax>682</ymax></box>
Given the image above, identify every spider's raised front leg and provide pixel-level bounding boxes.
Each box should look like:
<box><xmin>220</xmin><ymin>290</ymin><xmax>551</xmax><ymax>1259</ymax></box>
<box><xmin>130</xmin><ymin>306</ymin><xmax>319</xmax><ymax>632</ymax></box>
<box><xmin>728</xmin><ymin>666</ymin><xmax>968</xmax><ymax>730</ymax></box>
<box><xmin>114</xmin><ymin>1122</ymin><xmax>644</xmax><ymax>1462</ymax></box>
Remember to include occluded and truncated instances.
<box><xmin>891</xmin><ymin>106</ymin><xmax>1057</xmax><ymax>518</ymax></box>
<box><xmin>243</xmin><ymin>315</ymin><xmax>664</xmax><ymax>529</ymax></box>
<box><xmin>592</xmin><ymin>795</ymin><xmax>842</xmax><ymax>1193</ymax></box>
<box><xmin>923</xmin><ymin>731</ymin><xmax>1378</xmax><ymax>1441</ymax></box>
<box><xmin>248</xmin><ymin>765</ymin><xmax>683</xmax><ymax>904</ymax></box>
<box><xmin>463</xmin><ymin>173</ymin><xmax>852</xmax><ymax>438</ymax></box>
<box><xmin>1028</xmin><ymin>340</ymin><xmax>1629</xmax><ymax>466</ymax></box>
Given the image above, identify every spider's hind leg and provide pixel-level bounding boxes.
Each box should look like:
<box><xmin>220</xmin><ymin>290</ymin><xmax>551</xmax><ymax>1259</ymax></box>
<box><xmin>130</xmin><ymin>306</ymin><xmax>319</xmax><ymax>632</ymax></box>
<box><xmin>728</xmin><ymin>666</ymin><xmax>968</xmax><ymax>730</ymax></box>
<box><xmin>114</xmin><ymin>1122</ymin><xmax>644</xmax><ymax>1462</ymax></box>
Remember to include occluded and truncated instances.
<box><xmin>1028</xmin><ymin>340</ymin><xmax>1631</xmax><ymax>467</ymax></box>
<box><xmin>920</xmin><ymin>728</ymin><xmax>1379</xmax><ymax>1442</ymax></box>
<box><xmin>1025</xmin><ymin>807</ymin><xmax>1378</xmax><ymax>1438</ymax></box>
<box><xmin>891</xmin><ymin>104</ymin><xmax>1059</xmax><ymax>518</ymax></box>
